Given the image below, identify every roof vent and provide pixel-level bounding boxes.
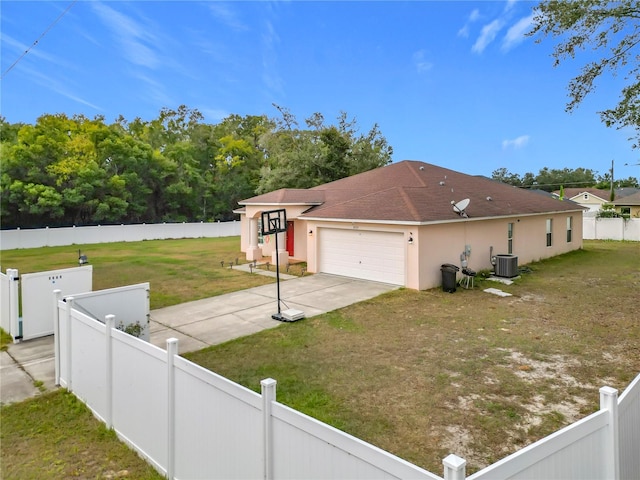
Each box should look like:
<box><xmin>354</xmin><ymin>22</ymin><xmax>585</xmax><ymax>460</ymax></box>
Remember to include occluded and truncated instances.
<box><xmin>439</xmin><ymin>181</ymin><xmax>445</xmax><ymax>186</ymax></box>
<box><xmin>486</xmin><ymin>196</ymin><xmax>492</xmax><ymax>201</ymax></box>
<box><xmin>419</xmin><ymin>166</ymin><xmax>425</xmax><ymax>171</ymax></box>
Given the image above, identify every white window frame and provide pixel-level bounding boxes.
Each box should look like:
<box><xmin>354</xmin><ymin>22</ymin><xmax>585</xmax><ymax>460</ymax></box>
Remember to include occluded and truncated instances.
<box><xmin>546</xmin><ymin>218</ymin><xmax>553</xmax><ymax>247</ymax></box>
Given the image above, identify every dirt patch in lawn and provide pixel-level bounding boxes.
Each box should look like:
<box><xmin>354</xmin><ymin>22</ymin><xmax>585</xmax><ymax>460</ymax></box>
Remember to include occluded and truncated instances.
<box><xmin>187</xmin><ymin>241</ymin><xmax>640</xmax><ymax>474</ymax></box>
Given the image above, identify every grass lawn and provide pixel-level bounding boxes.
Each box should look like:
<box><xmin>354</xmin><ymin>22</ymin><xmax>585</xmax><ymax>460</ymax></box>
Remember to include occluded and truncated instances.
<box><xmin>185</xmin><ymin>240</ymin><xmax>640</xmax><ymax>473</ymax></box>
<box><xmin>0</xmin><ymin>390</ymin><xmax>164</xmax><ymax>479</ymax></box>
<box><xmin>1</xmin><ymin>239</ymin><xmax>638</xmax><ymax>475</ymax></box>
<box><xmin>0</xmin><ymin>236</ymin><xmax>275</xmax><ymax>308</ymax></box>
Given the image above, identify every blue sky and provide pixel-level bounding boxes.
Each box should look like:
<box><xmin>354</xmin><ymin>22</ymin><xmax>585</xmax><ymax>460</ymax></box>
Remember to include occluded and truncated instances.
<box><xmin>1</xmin><ymin>1</ymin><xmax>637</xmax><ymax>180</ymax></box>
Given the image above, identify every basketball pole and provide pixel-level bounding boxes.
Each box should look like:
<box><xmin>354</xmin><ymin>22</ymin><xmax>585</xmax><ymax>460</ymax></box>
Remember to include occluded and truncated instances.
<box><xmin>273</xmin><ymin>231</ymin><xmax>282</xmax><ymax>319</ymax></box>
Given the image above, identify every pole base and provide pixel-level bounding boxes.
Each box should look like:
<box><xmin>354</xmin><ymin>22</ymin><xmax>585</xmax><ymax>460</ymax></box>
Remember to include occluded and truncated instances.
<box><xmin>272</xmin><ymin>309</ymin><xmax>305</xmax><ymax>322</ymax></box>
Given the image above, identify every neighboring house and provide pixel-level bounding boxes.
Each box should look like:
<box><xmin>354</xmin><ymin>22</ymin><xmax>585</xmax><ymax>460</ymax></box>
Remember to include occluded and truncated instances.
<box><xmin>237</xmin><ymin>161</ymin><xmax>584</xmax><ymax>290</ymax></box>
<box><xmin>555</xmin><ymin>188</ymin><xmax>612</xmax><ymax>212</ymax></box>
<box><xmin>611</xmin><ymin>191</ymin><xmax>640</xmax><ymax>217</ymax></box>
<box><xmin>554</xmin><ymin>187</ymin><xmax>639</xmax><ymax>212</ymax></box>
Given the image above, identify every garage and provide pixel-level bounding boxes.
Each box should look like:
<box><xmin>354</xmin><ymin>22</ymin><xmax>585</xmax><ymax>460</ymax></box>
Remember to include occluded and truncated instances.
<box><xmin>318</xmin><ymin>228</ymin><xmax>405</xmax><ymax>285</ymax></box>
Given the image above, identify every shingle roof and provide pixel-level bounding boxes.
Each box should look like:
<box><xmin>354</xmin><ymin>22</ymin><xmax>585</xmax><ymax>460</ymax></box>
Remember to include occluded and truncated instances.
<box><xmin>239</xmin><ymin>189</ymin><xmax>324</xmax><ymax>205</ymax></box>
<box><xmin>558</xmin><ymin>188</ymin><xmax>611</xmax><ymax>201</ymax></box>
<box><xmin>612</xmin><ymin>191</ymin><xmax>640</xmax><ymax>206</ymax></box>
<box><xmin>615</xmin><ymin>187</ymin><xmax>640</xmax><ymax>198</ymax></box>
<box><xmin>241</xmin><ymin>161</ymin><xmax>583</xmax><ymax>223</ymax></box>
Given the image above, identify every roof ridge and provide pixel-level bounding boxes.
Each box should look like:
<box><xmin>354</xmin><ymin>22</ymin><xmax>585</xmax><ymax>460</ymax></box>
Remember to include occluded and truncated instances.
<box><xmin>404</xmin><ymin>161</ymin><xmax>429</xmax><ymax>187</ymax></box>
<box><xmin>397</xmin><ymin>186</ymin><xmax>422</xmax><ymax>221</ymax></box>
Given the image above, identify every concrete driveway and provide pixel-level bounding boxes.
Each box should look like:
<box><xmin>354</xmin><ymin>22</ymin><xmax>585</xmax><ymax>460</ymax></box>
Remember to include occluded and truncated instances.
<box><xmin>1</xmin><ymin>274</ymin><xmax>398</xmax><ymax>405</ymax></box>
<box><xmin>149</xmin><ymin>273</ymin><xmax>399</xmax><ymax>353</ymax></box>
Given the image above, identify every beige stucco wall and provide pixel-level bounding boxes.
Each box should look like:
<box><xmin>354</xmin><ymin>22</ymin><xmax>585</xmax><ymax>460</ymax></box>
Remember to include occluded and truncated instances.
<box><xmin>571</xmin><ymin>194</ymin><xmax>607</xmax><ymax>212</ymax></box>
<box><xmin>242</xmin><ymin>209</ymin><xmax>583</xmax><ymax>290</ymax></box>
<box><xmin>239</xmin><ymin>205</ymin><xmax>312</xmax><ymax>260</ymax></box>
<box><xmin>415</xmin><ymin>212</ymin><xmax>583</xmax><ymax>290</ymax></box>
<box><xmin>614</xmin><ymin>205</ymin><xmax>640</xmax><ymax>217</ymax></box>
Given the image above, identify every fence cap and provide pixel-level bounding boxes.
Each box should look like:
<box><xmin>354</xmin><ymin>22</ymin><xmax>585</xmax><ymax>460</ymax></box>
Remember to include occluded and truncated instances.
<box><xmin>443</xmin><ymin>454</ymin><xmax>466</xmax><ymax>469</ymax></box>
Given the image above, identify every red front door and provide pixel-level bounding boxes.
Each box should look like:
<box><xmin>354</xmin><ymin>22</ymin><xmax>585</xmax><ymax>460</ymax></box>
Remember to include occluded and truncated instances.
<box><xmin>286</xmin><ymin>221</ymin><xmax>294</xmax><ymax>257</ymax></box>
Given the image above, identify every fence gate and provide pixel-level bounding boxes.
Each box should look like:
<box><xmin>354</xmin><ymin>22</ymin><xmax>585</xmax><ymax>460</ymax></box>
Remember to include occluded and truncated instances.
<box><xmin>20</xmin><ymin>266</ymin><xmax>92</xmax><ymax>340</ymax></box>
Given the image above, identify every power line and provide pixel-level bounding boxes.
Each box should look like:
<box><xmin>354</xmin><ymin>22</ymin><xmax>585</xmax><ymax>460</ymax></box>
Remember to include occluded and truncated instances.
<box><xmin>1</xmin><ymin>0</ymin><xmax>78</xmax><ymax>80</ymax></box>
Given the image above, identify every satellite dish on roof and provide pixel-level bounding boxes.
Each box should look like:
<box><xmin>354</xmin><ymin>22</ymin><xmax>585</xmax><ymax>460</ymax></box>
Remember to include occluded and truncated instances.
<box><xmin>452</xmin><ymin>198</ymin><xmax>470</xmax><ymax>217</ymax></box>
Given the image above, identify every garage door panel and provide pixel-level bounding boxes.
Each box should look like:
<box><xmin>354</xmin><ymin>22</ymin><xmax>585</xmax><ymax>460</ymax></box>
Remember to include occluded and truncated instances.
<box><xmin>318</xmin><ymin>229</ymin><xmax>405</xmax><ymax>285</ymax></box>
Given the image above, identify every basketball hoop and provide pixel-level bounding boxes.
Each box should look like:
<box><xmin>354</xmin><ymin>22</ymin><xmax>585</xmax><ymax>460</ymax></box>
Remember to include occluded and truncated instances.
<box><xmin>261</xmin><ymin>209</ymin><xmax>288</xmax><ymax>321</ymax></box>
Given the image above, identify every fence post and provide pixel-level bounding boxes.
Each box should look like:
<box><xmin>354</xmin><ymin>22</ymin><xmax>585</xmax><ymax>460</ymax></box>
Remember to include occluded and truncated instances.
<box><xmin>443</xmin><ymin>454</ymin><xmax>466</xmax><ymax>480</ymax></box>
<box><xmin>105</xmin><ymin>315</ymin><xmax>115</xmax><ymax>429</ymax></box>
<box><xmin>53</xmin><ymin>290</ymin><xmax>62</xmax><ymax>385</ymax></box>
<box><xmin>600</xmin><ymin>386</ymin><xmax>620</xmax><ymax>480</ymax></box>
<box><xmin>261</xmin><ymin>378</ymin><xmax>277</xmax><ymax>480</ymax></box>
<box><xmin>65</xmin><ymin>296</ymin><xmax>75</xmax><ymax>390</ymax></box>
<box><xmin>166</xmin><ymin>338</ymin><xmax>179</xmax><ymax>480</ymax></box>
<box><xmin>8</xmin><ymin>268</ymin><xmax>20</xmax><ymax>342</ymax></box>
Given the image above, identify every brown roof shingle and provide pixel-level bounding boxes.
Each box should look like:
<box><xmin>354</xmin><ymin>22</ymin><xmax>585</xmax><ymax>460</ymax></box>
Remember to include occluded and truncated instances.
<box><xmin>612</xmin><ymin>191</ymin><xmax>640</xmax><ymax>206</ymax></box>
<box><xmin>241</xmin><ymin>161</ymin><xmax>583</xmax><ymax>223</ymax></box>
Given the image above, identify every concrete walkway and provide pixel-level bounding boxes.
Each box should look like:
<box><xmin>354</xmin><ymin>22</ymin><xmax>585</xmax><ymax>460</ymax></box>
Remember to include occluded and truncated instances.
<box><xmin>1</xmin><ymin>273</ymin><xmax>398</xmax><ymax>405</ymax></box>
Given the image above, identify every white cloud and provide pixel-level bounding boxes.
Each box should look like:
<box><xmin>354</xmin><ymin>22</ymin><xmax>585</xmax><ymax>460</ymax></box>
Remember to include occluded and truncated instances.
<box><xmin>457</xmin><ymin>25</ymin><xmax>469</xmax><ymax>38</ymax></box>
<box><xmin>502</xmin><ymin>135</ymin><xmax>530</xmax><ymax>150</ymax></box>
<box><xmin>504</xmin><ymin>0</ymin><xmax>518</xmax><ymax>13</ymax></box>
<box><xmin>91</xmin><ymin>2</ymin><xmax>160</xmax><ymax>69</ymax></box>
<box><xmin>21</xmin><ymin>63</ymin><xmax>102</xmax><ymax>111</ymax></box>
<box><xmin>412</xmin><ymin>50</ymin><xmax>433</xmax><ymax>73</ymax></box>
<box><xmin>208</xmin><ymin>3</ymin><xmax>247</xmax><ymax>32</ymax></box>
<box><xmin>200</xmin><ymin>107</ymin><xmax>230</xmax><ymax>122</ymax></box>
<box><xmin>261</xmin><ymin>19</ymin><xmax>283</xmax><ymax>96</ymax></box>
<box><xmin>457</xmin><ymin>8</ymin><xmax>480</xmax><ymax>38</ymax></box>
<box><xmin>472</xmin><ymin>19</ymin><xmax>503</xmax><ymax>54</ymax></box>
<box><xmin>1</xmin><ymin>33</ymin><xmax>75</xmax><ymax>70</ymax></box>
<box><xmin>502</xmin><ymin>14</ymin><xmax>534</xmax><ymax>52</ymax></box>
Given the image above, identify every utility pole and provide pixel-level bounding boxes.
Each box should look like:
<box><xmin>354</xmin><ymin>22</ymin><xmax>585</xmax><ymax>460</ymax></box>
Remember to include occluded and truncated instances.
<box><xmin>610</xmin><ymin>159</ymin><xmax>614</xmax><ymax>201</ymax></box>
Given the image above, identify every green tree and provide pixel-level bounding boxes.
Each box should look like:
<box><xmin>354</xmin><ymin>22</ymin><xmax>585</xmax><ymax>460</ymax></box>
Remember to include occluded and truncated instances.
<box><xmin>530</xmin><ymin>0</ymin><xmax>640</xmax><ymax>147</ymax></box>
<box><xmin>1</xmin><ymin>106</ymin><xmax>393</xmax><ymax>227</ymax></box>
<box><xmin>257</xmin><ymin>107</ymin><xmax>392</xmax><ymax>193</ymax></box>
<box><xmin>491</xmin><ymin>167</ymin><xmax>525</xmax><ymax>186</ymax></box>
<box><xmin>534</xmin><ymin>167</ymin><xmax>597</xmax><ymax>191</ymax></box>
<box><xmin>492</xmin><ymin>166</ymin><xmax>598</xmax><ymax>191</ymax></box>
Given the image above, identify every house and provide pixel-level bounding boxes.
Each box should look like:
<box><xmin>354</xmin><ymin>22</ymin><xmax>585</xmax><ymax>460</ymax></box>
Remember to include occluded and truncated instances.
<box><xmin>555</xmin><ymin>188</ymin><xmax>612</xmax><ymax>212</ymax></box>
<box><xmin>610</xmin><ymin>191</ymin><xmax>640</xmax><ymax>217</ymax></box>
<box><xmin>555</xmin><ymin>187</ymin><xmax>639</xmax><ymax>212</ymax></box>
<box><xmin>237</xmin><ymin>161</ymin><xmax>584</xmax><ymax>290</ymax></box>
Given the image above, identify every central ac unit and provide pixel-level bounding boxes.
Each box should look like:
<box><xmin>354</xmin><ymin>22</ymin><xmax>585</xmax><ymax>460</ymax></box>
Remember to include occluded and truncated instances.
<box><xmin>495</xmin><ymin>254</ymin><xmax>518</xmax><ymax>278</ymax></box>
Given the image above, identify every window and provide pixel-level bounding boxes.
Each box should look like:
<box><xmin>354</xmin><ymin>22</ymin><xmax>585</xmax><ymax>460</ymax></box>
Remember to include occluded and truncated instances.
<box><xmin>546</xmin><ymin>219</ymin><xmax>553</xmax><ymax>247</ymax></box>
<box><xmin>566</xmin><ymin>216</ymin><xmax>572</xmax><ymax>243</ymax></box>
<box><xmin>507</xmin><ymin>223</ymin><xmax>514</xmax><ymax>254</ymax></box>
<box><xmin>621</xmin><ymin>207</ymin><xmax>631</xmax><ymax>217</ymax></box>
<box><xmin>257</xmin><ymin>218</ymin><xmax>264</xmax><ymax>244</ymax></box>
<box><xmin>584</xmin><ymin>193</ymin><xmax>589</xmax><ymax>200</ymax></box>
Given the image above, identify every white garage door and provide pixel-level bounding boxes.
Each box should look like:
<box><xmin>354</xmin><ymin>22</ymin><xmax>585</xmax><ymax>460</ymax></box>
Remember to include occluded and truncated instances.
<box><xmin>318</xmin><ymin>228</ymin><xmax>405</xmax><ymax>285</ymax></box>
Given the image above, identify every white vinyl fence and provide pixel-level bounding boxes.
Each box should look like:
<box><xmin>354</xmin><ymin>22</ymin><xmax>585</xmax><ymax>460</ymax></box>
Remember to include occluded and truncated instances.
<box><xmin>55</xmin><ymin>296</ymin><xmax>441</xmax><ymax>480</ymax></box>
<box><xmin>583</xmin><ymin>216</ymin><xmax>640</xmax><ymax>241</ymax></box>
<box><xmin>55</xmin><ymin>291</ymin><xmax>640</xmax><ymax>480</ymax></box>
<box><xmin>0</xmin><ymin>221</ymin><xmax>240</xmax><ymax>250</ymax></box>
<box><xmin>71</xmin><ymin>283</ymin><xmax>150</xmax><ymax>341</ymax></box>
<box><xmin>467</xmin><ymin>380</ymin><xmax>640</xmax><ymax>480</ymax></box>
<box><xmin>1</xmin><ymin>266</ymin><xmax>92</xmax><ymax>342</ymax></box>
<box><xmin>0</xmin><ymin>270</ymin><xmax>18</xmax><ymax>337</ymax></box>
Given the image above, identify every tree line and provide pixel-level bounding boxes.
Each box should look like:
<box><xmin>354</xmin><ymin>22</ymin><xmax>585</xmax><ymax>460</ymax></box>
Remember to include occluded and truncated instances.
<box><xmin>491</xmin><ymin>167</ymin><xmax>638</xmax><ymax>193</ymax></box>
<box><xmin>0</xmin><ymin>105</ymin><xmax>392</xmax><ymax>229</ymax></box>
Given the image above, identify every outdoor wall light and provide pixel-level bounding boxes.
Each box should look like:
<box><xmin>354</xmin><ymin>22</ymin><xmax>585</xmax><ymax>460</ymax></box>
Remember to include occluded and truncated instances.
<box><xmin>408</xmin><ymin>233</ymin><xmax>414</xmax><ymax>244</ymax></box>
<box><xmin>308</xmin><ymin>229</ymin><xmax>313</xmax><ymax>235</ymax></box>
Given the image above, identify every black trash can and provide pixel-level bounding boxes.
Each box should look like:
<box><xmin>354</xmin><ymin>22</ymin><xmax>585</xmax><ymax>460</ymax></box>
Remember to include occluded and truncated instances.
<box><xmin>441</xmin><ymin>264</ymin><xmax>460</xmax><ymax>293</ymax></box>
